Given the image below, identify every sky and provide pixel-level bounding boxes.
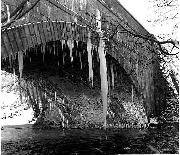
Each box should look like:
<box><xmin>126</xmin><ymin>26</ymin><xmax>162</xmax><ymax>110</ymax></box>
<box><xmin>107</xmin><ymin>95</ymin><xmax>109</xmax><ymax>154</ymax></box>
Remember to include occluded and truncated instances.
<box><xmin>118</xmin><ymin>0</ymin><xmax>152</xmax><ymax>32</ymax></box>
<box><xmin>118</xmin><ymin>0</ymin><xmax>178</xmax><ymax>39</ymax></box>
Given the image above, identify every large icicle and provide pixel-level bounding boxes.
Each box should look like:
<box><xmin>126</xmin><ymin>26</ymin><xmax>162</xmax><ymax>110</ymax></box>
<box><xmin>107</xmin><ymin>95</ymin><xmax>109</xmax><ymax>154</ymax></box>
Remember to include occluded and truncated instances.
<box><xmin>87</xmin><ymin>32</ymin><xmax>93</xmax><ymax>87</ymax></box>
<box><xmin>96</xmin><ymin>8</ymin><xmax>108</xmax><ymax>129</ymax></box>
<box><xmin>98</xmin><ymin>36</ymin><xmax>108</xmax><ymax>129</ymax></box>
<box><xmin>18</xmin><ymin>51</ymin><xmax>23</xmax><ymax>79</ymax></box>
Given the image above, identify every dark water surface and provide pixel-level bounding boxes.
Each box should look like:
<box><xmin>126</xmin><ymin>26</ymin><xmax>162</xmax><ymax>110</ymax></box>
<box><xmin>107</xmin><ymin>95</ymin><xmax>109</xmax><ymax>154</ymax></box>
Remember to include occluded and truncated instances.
<box><xmin>1</xmin><ymin>123</ymin><xmax>179</xmax><ymax>154</ymax></box>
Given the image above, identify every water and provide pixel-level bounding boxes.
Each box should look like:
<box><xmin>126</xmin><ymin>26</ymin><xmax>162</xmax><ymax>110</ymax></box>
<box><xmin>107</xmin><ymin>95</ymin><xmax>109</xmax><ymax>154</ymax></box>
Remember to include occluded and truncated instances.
<box><xmin>1</xmin><ymin>123</ymin><xmax>179</xmax><ymax>154</ymax></box>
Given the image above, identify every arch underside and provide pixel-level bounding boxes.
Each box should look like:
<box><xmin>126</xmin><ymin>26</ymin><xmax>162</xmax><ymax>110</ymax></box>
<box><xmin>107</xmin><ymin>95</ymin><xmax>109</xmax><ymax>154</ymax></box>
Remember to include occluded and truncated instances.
<box><xmin>1</xmin><ymin>21</ymin><xmax>154</xmax><ymax>116</ymax></box>
<box><xmin>1</xmin><ymin>21</ymin><xmax>138</xmax><ymax>85</ymax></box>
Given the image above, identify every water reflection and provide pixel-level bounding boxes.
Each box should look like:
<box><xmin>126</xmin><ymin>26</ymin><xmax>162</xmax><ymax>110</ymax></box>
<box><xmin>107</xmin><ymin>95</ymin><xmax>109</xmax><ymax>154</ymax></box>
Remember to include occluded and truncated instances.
<box><xmin>1</xmin><ymin>123</ymin><xmax>179</xmax><ymax>154</ymax></box>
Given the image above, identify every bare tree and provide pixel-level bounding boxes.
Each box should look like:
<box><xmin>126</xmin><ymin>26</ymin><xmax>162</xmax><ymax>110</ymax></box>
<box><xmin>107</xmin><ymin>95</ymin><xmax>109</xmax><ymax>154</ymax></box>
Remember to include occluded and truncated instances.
<box><xmin>147</xmin><ymin>0</ymin><xmax>179</xmax><ymax>94</ymax></box>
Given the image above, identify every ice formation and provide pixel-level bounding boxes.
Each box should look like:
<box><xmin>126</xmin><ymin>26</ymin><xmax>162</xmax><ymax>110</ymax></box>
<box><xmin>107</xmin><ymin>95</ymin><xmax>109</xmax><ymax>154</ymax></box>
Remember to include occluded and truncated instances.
<box><xmin>67</xmin><ymin>39</ymin><xmax>74</xmax><ymax>62</ymax></box>
<box><xmin>42</xmin><ymin>44</ymin><xmax>46</xmax><ymax>63</ymax></box>
<box><xmin>98</xmin><ymin>37</ymin><xmax>108</xmax><ymax>128</ymax></box>
<box><xmin>53</xmin><ymin>42</ymin><xmax>56</xmax><ymax>55</ymax></box>
<box><xmin>63</xmin><ymin>52</ymin><xmax>65</xmax><ymax>65</ymax></box>
<box><xmin>132</xmin><ymin>85</ymin><xmax>134</xmax><ymax>103</ymax></box>
<box><xmin>79</xmin><ymin>51</ymin><xmax>82</xmax><ymax>70</ymax></box>
<box><xmin>18</xmin><ymin>51</ymin><xmax>23</xmax><ymax>79</ymax></box>
<box><xmin>111</xmin><ymin>63</ymin><xmax>114</xmax><ymax>89</ymax></box>
<box><xmin>87</xmin><ymin>32</ymin><xmax>93</xmax><ymax>87</ymax></box>
<box><xmin>62</xmin><ymin>40</ymin><xmax>65</xmax><ymax>51</ymax></box>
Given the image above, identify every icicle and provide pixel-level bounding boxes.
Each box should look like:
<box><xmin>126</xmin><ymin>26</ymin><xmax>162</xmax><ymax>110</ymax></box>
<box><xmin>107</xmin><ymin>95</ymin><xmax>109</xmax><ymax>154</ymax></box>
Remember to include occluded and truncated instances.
<box><xmin>98</xmin><ymin>36</ymin><xmax>108</xmax><ymax>129</ymax></box>
<box><xmin>66</xmin><ymin>119</ymin><xmax>69</xmax><ymax>128</ymax></box>
<box><xmin>87</xmin><ymin>32</ymin><xmax>93</xmax><ymax>87</ymax></box>
<box><xmin>63</xmin><ymin>53</ymin><xmax>64</xmax><ymax>65</ymax></box>
<box><xmin>71</xmin><ymin>40</ymin><xmax>74</xmax><ymax>62</ymax></box>
<box><xmin>79</xmin><ymin>52</ymin><xmax>82</xmax><ymax>70</ymax></box>
<box><xmin>13</xmin><ymin>68</ymin><xmax>16</xmax><ymax>86</ymax></box>
<box><xmin>132</xmin><ymin>85</ymin><xmax>134</xmax><ymax>103</ymax></box>
<box><xmin>55</xmin><ymin>91</ymin><xmax>57</xmax><ymax>101</ymax></box>
<box><xmin>45</xmin><ymin>92</ymin><xmax>47</xmax><ymax>99</ymax></box>
<box><xmin>42</xmin><ymin>44</ymin><xmax>46</xmax><ymax>63</ymax></box>
<box><xmin>67</xmin><ymin>39</ymin><xmax>73</xmax><ymax>62</ymax></box>
<box><xmin>53</xmin><ymin>42</ymin><xmax>56</xmax><ymax>55</ymax></box>
<box><xmin>75</xmin><ymin>48</ymin><xmax>78</xmax><ymax>57</ymax></box>
<box><xmin>57</xmin><ymin>42</ymin><xmax>59</xmax><ymax>57</ymax></box>
<box><xmin>49</xmin><ymin>47</ymin><xmax>52</xmax><ymax>54</ymax></box>
<box><xmin>18</xmin><ymin>51</ymin><xmax>23</xmax><ymax>105</ymax></box>
<box><xmin>62</xmin><ymin>40</ymin><xmax>65</xmax><ymax>51</ymax></box>
<box><xmin>96</xmin><ymin>48</ymin><xmax>100</xmax><ymax>62</ymax></box>
<box><xmin>35</xmin><ymin>46</ymin><xmax>38</xmax><ymax>55</ymax></box>
<box><xmin>50</xmin><ymin>102</ymin><xmax>51</xmax><ymax>111</ymax></box>
<box><xmin>114</xmin><ymin>65</ymin><xmax>117</xmax><ymax>80</ymax></box>
<box><xmin>63</xmin><ymin>52</ymin><xmax>66</xmax><ymax>65</ymax></box>
<box><xmin>72</xmin><ymin>41</ymin><xmax>74</xmax><ymax>49</ymax></box>
<box><xmin>18</xmin><ymin>51</ymin><xmax>23</xmax><ymax>79</ymax></box>
<box><xmin>9</xmin><ymin>55</ymin><xmax>12</xmax><ymax>69</ymax></box>
<box><xmin>111</xmin><ymin>63</ymin><xmax>114</xmax><ymax>89</ymax></box>
<box><xmin>54</xmin><ymin>91</ymin><xmax>57</xmax><ymax>109</ymax></box>
<box><xmin>108</xmin><ymin>73</ymin><xmax>111</xmax><ymax>94</ymax></box>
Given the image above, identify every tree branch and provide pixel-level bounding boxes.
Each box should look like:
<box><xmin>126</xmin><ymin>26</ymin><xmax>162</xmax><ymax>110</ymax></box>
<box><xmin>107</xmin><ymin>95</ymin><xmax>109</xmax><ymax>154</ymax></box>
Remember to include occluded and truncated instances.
<box><xmin>119</xmin><ymin>27</ymin><xmax>179</xmax><ymax>55</ymax></box>
<box><xmin>158</xmin><ymin>43</ymin><xmax>179</xmax><ymax>55</ymax></box>
<box><xmin>1</xmin><ymin>0</ymin><xmax>29</xmax><ymax>23</ymax></box>
<box><xmin>2</xmin><ymin>0</ymin><xmax>40</xmax><ymax>29</ymax></box>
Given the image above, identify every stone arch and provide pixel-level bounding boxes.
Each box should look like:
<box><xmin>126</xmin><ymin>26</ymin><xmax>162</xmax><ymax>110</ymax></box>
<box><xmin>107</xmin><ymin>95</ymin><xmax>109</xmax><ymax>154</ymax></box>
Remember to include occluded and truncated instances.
<box><xmin>1</xmin><ymin>20</ymin><xmax>154</xmax><ymax>118</ymax></box>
